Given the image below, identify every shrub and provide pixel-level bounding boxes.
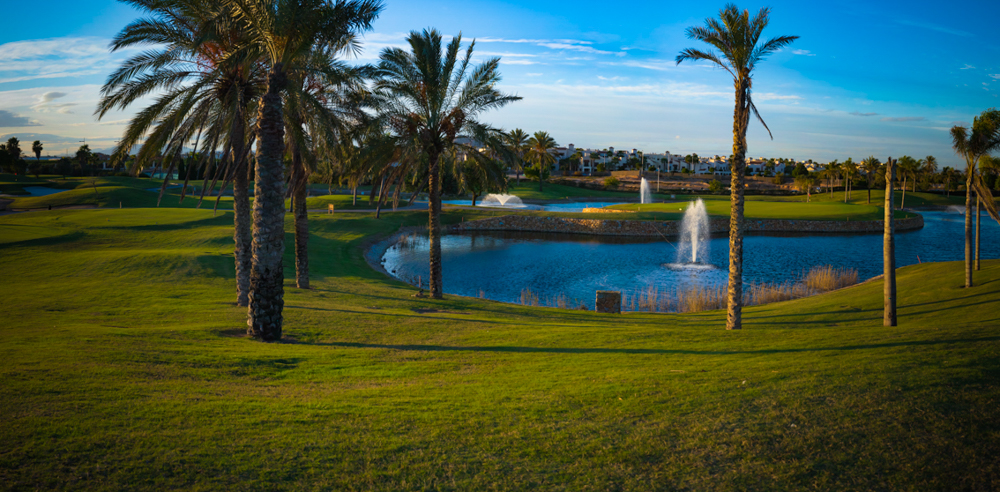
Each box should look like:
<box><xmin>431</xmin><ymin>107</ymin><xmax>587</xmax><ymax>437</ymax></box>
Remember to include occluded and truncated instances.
<box><xmin>603</xmin><ymin>176</ymin><xmax>620</xmax><ymax>189</ymax></box>
<box><xmin>708</xmin><ymin>179</ymin><xmax>723</xmax><ymax>193</ymax></box>
<box><xmin>772</xmin><ymin>175</ymin><xmax>784</xmax><ymax>185</ymax></box>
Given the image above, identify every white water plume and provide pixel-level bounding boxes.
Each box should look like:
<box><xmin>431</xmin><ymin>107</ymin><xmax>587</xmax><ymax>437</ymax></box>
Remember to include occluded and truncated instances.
<box><xmin>481</xmin><ymin>194</ymin><xmax>525</xmax><ymax>208</ymax></box>
<box><xmin>676</xmin><ymin>198</ymin><xmax>710</xmax><ymax>264</ymax></box>
<box><xmin>640</xmin><ymin>178</ymin><xmax>652</xmax><ymax>204</ymax></box>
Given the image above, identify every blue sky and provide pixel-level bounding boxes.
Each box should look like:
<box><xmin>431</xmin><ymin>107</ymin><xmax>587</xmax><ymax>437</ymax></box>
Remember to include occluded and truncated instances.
<box><xmin>1</xmin><ymin>0</ymin><xmax>998</xmax><ymax>167</ymax></box>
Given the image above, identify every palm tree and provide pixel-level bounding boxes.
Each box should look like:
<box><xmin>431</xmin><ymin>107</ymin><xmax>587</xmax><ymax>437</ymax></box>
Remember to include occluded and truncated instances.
<box><xmin>921</xmin><ymin>156</ymin><xmax>938</xmax><ymax>193</ymax></box>
<box><xmin>374</xmin><ymin>29</ymin><xmax>521</xmax><ymax>299</ymax></box>
<box><xmin>677</xmin><ymin>4</ymin><xmax>797</xmax><ymax>330</ymax></box>
<box><xmin>507</xmin><ymin>128</ymin><xmax>529</xmax><ymax>184</ymax></box>
<box><xmin>883</xmin><ymin>156</ymin><xmax>897</xmax><ymax>326</ymax></box>
<box><xmin>99</xmin><ymin>0</ymin><xmax>264</xmax><ymax>307</ymax></box>
<box><xmin>861</xmin><ymin>156</ymin><xmax>880</xmax><ymax>204</ymax></box>
<box><xmin>228</xmin><ymin>0</ymin><xmax>382</xmax><ymax>339</ymax></box>
<box><xmin>950</xmin><ymin>108</ymin><xmax>1000</xmax><ymax>288</ymax></box>
<box><xmin>897</xmin><ymin>155</ymin><xmax>919</xmax><ymax>209</ymax></box>
<box><xmin>824</xmin><ymin>159</ymin><xmax>840</xmax><ymax>198</ymax></box>
<box><xmin>843</xmin><ymin>157</ymin><xmax>857</xmax><ymax>202</ymax></box>
<box><xmin>526</xmin><ymin>131</ymin><xmax>557</xmax><ymax>191</ymax></box>
<box><xmin>31</xmin><ymin>140</ymin><xmax>43</xmax><ymax>161</ymax></box>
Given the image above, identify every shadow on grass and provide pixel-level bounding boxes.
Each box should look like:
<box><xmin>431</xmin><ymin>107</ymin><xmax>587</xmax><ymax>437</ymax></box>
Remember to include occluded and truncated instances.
<box><xmin>303</xmin><ymin>336</ymin><xmax>1000</xmax><ymax>355</ymax></box>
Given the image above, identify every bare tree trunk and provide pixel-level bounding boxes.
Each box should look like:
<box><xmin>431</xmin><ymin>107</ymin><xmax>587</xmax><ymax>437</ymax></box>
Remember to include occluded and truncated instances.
<box><xmin>352</xmin><ymin>184</ymin><xmax>358</xmax><ymax>205</ymax></box>
<box><xmin>975</xmin><ymin>195</ymin><xmax>981</xmax><ymax>271</ymax></box>
<box><xmin>374</xmin><ymin>174</ymin><xmax>388</xmax><ymax>219</ymax></box>
<box><xmin>428</xmin><ymin>147</ymin><xmax>443</xmax><ymax>299</ymax></box>
<box><xmin>247</xmin><ymin>67</ymin><xmax>287</xmax><ymax>341</ymax></box>
<box><xmin>231</xmin><ymin>117</ymin><xmax>252</xmax><ymax>307</ymax></box>
<box><xmin>727</xmin><ymin>82</ymin><xmax>749</xmax><ymax>331</ymax></box>
<box><xmin>965</xmin><ymin>169</ymin><xmax>974</xmax><ymax>288</ymax></box>
<box><xmin>884</xmin><ymin>157</ymin><xmax>897</xmax><ymax>327</ymax></box>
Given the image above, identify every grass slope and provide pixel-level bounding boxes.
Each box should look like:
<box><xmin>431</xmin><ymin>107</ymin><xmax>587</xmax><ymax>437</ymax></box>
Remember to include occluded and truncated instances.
<box><xmin>1</xmin><ymin>208</ymin><xmax>998</xmax><ymax>490</ymax></box>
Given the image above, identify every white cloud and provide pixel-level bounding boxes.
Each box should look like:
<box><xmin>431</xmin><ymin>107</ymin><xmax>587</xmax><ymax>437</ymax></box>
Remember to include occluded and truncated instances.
<box><xmin>990</xmin><ymin>74</ymin><xmax>1000</xmax><ymax>80</ymax></box>
<box><xmin>791</xmin><ymin>49</ymin><xmax>816</xmax><ymax>56</ymax></box>
<box><xmin>755</xmin><ymin>93</ymin><xmax>802</xmax><ymax>101</ymax></box>
<box><xmin>0</xmin><ymin>37</ymin><xmax>140</xmax><ymax>84</ymax></box>
<box><xmin>525</xmin><ymin>73</ymin><xmax>543</xmax><ymax>77</ymax></box>
<box><xmin>960</xmin><ymin>64</ymin><xmax>975</xmax><ymax>70</ymax></box>
<box><xmin>31</xmin><ymin>91</ymin><xmax>77</xmax><ymax>113</ymax></box>
<box><xmin>478</xmin><ymin>37</ymin><xmax>626</xmax><ymax>57</ymax></box>
<box><xmin>897</xmin><ymin>20</ymin><xmax>973</xmax><ymax>37</ymax></box>
<box><xmin>881</xmin><ymin>116</ymin><xmax>925</xmax><ymax>122</ymax></box>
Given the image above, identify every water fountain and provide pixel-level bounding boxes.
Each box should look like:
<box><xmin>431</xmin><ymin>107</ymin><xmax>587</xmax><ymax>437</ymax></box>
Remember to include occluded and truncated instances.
<box><xmin>481</xmin><ymin>194</ymin><xmax>526</xmax><ymax>208</ymax></box>
<box><xmin>672</xmin><ymin>198</ymin><xmax>712</xmax><ymax>268</ymax></box>
<box><xmin>640</xmin><ymin>178</ymin><xmax>652</xmax><ymax>204</ymax></box>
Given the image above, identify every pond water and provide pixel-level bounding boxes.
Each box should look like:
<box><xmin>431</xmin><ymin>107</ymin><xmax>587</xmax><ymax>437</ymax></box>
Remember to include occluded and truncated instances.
<box><xmin>381</xmin><ymin>210</ymin><xmax>1000</xmax><ymax>307</ymax></box>
<box><xmin>21</xmin><ymin>186</ymin><xmax>69</xmax><ymax>196</ymax></box>
<box><xmin>441</xmin><ymin>200</ymin><xmax>627</xmax><ymax>212</ymax></box>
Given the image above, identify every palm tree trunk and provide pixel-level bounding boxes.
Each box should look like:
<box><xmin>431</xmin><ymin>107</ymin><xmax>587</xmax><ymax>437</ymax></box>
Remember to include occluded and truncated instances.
<box><xmin>727</xmin><ymin>83</ymin><xmax>748</xmax><ymax>331</ymax></box>
<box><xmin>901</xmin><ymin>177</ymin><xmax>907</xmax><ymax>210</ymax></box>
<box><xmin>884</xmin><ymin>158</ymin><xmax>896</xmax><ymax>326</ymax></box>
<box><xmin>965</xmin><ymin>169</ymin><xmax>974</xmax><ymax>288</ymax></box>
<box><xmin>428</xmin><ymin>147</ymin><xmax>443</xmax><ymax>299</ymax></box>
<box><xmin>291</xmin><ymin>143</ymin><xmax>309</xmax><ymax>289</ymax></box>
<box><xmin>247</xmin><ymin>67</ymin><xmax>287</xmax><ymax>341</ymax></box>
<box><xmin>352</xmin><ymin>184</ymin><xmax>358</xmax><ymax>205</ymax></box>
<box><xmin>867</xmin><ymin>178</ymin><xmax>871</xmax><ymax>204</ymax></box>
<box><xmin>231</xmin><ymin>119</ymin><xmax>252</xmax><ymax>307</ymax></box>
<box><xmin>975</xmin><ymin>195</ymin><xmax>981</xmax><ymax>271</ymax></box>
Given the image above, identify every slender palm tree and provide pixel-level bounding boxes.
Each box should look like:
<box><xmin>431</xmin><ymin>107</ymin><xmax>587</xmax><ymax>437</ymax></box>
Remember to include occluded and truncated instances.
<box><xmin>677</xmin><ymin>4</ymin><xmax>797</xmax><ymax>330</ymax></box>
<box><xmin>950</xmin><ymin>108</ymin><xmax>1000</xmax><ymax>288</ymax></box>
<box><xmin>507</xmin><ymin>128</ymin><xmax>529</xmax><ymax>184</ymax></box>
<box><xmin>31</xmin><ymin>140</ymin><xmax>43</xmax><ymax>161</ymax></box>
<box><xmin>99</xmin><ymin>0</ymin><xmax>263</xmax><ymax>307</ymax></box>
<box><xmin>843</xmin><ymin>157</ymin><xmax>857</xmax><ymax>202</ymax></box>
<box><xmin>374</xmin><ymin>29</ymin><xmax>521</xmax><ymax>299</ymax></box>
<box><xmin>861</xmin><ymin>156</ymin><xmax>879</xmax><ymax>204</ymax></box>
<box><xmin>897</xmin><ymin>156</ymin><xmax>918</xmax><ymax>209</ymax></box>
<box><xmin>526</xmin><ymin>131</ymin><xmax>557</xmax><ymax>192</ymax></box>
<box><xmin>824</xmin><ymin>159</ymin><xmax>840</xmax><ymax>198</ymax></box>
<box><xmin>921</xmin><ymin>156</ymin><xmax>938</xmax><ymax>193</ymax></box>
<box><xmin>227</xmin><ymin>0</ymin><xmax>382</xmax><ymax>339</ymax></box>
<box><xmin>883</xmin><ymin>156</ymin><xmax>896</xmax><ymax>326</ymax></box>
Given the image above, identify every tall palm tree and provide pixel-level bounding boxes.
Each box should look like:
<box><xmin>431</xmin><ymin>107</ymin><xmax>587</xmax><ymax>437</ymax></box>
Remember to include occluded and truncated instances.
<box><xmin>99</xmin><ymin>0</ymin><xmax>263</xmax><ymax>307</ymax></box>
<box><xmin>897</xmin><ymin>155</ymin><xmax>919</xmax><ymax>209</ymax></box>
<box><xmin>921</xmin><ymin>156</ymin><xmax>938</xmax><ymax>193</ymax></box>
<box><xmin>861</xmin><ymin>156</ymin><xmax>880</xmax><ymax>204</ymax></box>
<box><xmin>31</xmin><ymin>141</ymin><xmax>43</xmax><ymax>161</ymax></box>
<box><xmin>374</xmin><ymin>29</ymin><xmax>521</xmax><ymax>299</ymax></box>
<box><xmin>843</xmin><ymin>157</ymin><xmax>857</xmax><ymax>202</ymax></box>
<box><xmin>526</xmin><ymin>131</ymin><xmax>557</xmax><ymax>192</ymax></box>
<box><xmin>228</xmin><ymin>0</ymin><xmax>382</xmax><ymax>339</ymax></box>
<box><xmin>883</xmin><ymin>157</ymin><xmax>896</xmax><ymax>326</ymax></box>
<box><xmin>507</xmin><ymin>128</ymin><xmax>529</xmax><ymax>184</ymax></box>
<box><xmin>677</xmin><ymin>4</ymin><xmax>797</xmax><ymax>330</ymax></box>
<box><xmin>950</xmin><ymin>108</ymin><xmax>1000</xmax><ymax>288</ymax></box>
<box><xmin>824</xmin><ymin>159</ymin><xmax>840</xmax><ymax>198</ymax></box>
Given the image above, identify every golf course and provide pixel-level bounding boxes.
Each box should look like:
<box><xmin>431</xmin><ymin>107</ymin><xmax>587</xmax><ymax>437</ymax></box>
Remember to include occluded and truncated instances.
<box><xmin>2</xmin><ymin>175</ymin><xmax>998</xmax><ymax>490</ymax></box>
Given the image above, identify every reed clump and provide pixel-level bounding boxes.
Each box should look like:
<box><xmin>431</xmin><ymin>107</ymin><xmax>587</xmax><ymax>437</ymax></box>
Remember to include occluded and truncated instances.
<box><xmin>804</xmin><ymin>266</ymin><xmax>859</xmax><ymax>292</ymax></box>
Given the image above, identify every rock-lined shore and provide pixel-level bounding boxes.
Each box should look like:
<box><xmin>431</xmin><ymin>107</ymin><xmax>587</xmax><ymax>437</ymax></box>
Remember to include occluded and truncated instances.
<box><xmin>452</xmin><ymin>213</ymin><xmax>924</xmax><ymax>237</ymax></box>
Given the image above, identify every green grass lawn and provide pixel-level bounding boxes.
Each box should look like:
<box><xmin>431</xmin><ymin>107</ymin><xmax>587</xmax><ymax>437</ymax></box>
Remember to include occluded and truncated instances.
<box><xmin>1</xmin><ymin>207</ymin><xmax>998</xmax><ymax>490</ymax></box>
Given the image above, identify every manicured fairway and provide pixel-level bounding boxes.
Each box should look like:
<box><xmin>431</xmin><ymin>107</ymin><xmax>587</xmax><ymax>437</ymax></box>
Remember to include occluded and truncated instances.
<box><xmin>1</xmin><ymin>208</ymin><xmax>998</xmax><ymax>490</ymax></box>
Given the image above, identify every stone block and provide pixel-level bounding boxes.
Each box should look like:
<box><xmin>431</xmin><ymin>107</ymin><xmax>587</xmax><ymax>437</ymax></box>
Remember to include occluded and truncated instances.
<box><xmin>595</xmin><ymin>290</ymin><xmax>621</xmax><ymax>314</ymax></box>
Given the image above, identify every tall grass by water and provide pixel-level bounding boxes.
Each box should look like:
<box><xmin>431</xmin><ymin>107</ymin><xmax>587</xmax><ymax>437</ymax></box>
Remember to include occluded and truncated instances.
<box><xmin>617</xmin><ymin>265</ymin><xmax>859</xmax><ymax>313</ymax></box>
